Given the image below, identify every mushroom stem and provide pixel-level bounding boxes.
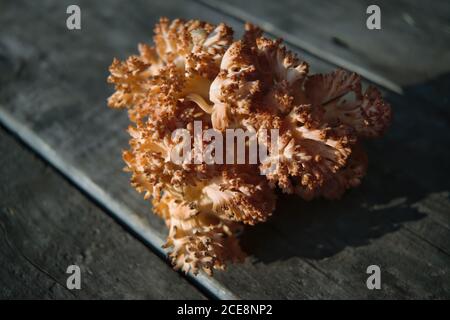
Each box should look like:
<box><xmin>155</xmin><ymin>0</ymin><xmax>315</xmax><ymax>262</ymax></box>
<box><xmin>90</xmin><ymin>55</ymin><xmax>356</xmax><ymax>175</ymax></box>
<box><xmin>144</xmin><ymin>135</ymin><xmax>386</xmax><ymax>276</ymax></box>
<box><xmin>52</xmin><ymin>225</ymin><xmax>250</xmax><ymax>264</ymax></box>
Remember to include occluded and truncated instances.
<box><xmin>186</xmin><ymin>93</ymin><xmax>214</xmax><ymax>114</ymax></box>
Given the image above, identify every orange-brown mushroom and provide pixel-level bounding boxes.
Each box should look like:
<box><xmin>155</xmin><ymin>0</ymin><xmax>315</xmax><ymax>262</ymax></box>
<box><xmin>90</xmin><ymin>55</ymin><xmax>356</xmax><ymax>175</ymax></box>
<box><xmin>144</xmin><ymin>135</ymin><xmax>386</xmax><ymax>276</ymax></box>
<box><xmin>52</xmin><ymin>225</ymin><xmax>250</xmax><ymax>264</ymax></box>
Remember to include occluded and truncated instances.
<box><xmin>107</xmin><ymin>18</ymin><xmax>391</xmax><ymax>275</ymax></box>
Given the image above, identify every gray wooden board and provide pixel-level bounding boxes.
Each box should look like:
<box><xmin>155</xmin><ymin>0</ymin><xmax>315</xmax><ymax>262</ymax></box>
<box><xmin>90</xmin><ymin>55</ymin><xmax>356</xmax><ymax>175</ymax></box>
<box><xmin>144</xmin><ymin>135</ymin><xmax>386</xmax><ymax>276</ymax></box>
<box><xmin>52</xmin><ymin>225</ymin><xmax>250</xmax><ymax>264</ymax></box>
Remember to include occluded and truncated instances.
<box><xmin>200</xmin><ymin>0</ymin><xmax>450</xmax><ymax>93</ymax></box>
<box><xmin>0</xmin><ymin>0</ymin><xmax>449</xmax><ymax>299</ymax></box>
<box><xmin>0</xmin><ymin>128</ymin><xmax>205</xmax><ymax>299</ymax></box>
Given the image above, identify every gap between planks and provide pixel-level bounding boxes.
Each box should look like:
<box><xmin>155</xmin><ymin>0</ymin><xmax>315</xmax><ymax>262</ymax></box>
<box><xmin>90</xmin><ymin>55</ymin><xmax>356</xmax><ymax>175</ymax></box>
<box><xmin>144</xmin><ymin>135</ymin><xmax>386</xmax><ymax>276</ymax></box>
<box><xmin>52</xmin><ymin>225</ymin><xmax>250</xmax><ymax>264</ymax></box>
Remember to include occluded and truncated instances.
<box><xmin>194</xmin><ymin>0</ymin><xmax>403</xmax><ymax>94</ymax></box>
<box><xmin>0</xmin><ymin>106</ymin><xmax>239</xmax><ymax>300</ymax></box>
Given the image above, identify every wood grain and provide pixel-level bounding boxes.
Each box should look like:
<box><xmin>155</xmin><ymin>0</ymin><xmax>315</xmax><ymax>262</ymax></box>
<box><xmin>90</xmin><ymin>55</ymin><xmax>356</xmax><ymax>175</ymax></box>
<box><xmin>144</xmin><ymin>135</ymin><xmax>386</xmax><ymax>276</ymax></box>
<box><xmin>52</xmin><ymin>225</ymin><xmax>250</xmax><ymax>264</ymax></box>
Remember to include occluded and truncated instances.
<box><xmin>0</xmin><ymin>0</ymin><xmax>449</xmax><ymax>299</ymax></box>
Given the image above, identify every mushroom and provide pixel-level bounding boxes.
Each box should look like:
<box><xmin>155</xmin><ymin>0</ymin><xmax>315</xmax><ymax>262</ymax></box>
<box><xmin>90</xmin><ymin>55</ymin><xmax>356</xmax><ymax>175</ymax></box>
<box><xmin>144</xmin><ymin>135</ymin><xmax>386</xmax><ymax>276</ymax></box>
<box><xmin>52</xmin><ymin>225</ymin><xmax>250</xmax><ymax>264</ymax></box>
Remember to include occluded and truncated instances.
<box><xmin>107</xmin><ymin>18</ymin><xmax>391</xmax><ymax>275</ymax></box>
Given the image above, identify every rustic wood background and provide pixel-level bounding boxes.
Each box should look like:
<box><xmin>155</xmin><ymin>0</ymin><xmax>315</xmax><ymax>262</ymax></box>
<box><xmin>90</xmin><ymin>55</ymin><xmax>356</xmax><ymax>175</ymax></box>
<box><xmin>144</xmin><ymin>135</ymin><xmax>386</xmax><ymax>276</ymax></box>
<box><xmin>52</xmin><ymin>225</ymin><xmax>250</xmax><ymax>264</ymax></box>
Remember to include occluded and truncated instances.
<box><xmin>0</xmin><ymin>0</ymin><xmax>449</xmax><ymax>299</ymax></box>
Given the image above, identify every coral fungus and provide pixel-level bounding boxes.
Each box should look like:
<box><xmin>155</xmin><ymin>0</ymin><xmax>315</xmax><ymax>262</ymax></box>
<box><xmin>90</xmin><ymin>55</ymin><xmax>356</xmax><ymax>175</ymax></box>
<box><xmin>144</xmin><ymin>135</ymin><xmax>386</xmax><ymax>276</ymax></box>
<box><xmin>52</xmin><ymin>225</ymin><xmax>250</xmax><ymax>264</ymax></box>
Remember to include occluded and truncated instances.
<box><xmin>108</xmin><ymin>18</ymin><xmax>391</xmax><ymax>275</ymax></box>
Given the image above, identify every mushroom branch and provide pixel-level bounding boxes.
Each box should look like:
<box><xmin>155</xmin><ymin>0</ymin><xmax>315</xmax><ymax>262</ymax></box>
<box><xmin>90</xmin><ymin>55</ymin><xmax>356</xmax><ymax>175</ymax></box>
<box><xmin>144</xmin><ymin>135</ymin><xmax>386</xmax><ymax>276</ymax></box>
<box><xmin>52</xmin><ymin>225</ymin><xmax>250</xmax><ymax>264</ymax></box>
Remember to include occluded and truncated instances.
<box><xmin>107</xmin><ymin>18</ymin><xmax>391</xmax><ymax>275</ymax></box>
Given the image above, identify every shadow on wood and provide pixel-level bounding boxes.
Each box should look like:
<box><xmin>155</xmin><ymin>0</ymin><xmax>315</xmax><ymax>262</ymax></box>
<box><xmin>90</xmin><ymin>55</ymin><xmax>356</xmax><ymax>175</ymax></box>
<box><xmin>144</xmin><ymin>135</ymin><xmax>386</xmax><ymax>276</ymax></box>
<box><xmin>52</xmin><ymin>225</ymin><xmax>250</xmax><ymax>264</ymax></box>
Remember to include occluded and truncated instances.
<box><xmin>241</xmin><ymin>74</ymin><xmax>450</xmax><ymax>262</ymax></box>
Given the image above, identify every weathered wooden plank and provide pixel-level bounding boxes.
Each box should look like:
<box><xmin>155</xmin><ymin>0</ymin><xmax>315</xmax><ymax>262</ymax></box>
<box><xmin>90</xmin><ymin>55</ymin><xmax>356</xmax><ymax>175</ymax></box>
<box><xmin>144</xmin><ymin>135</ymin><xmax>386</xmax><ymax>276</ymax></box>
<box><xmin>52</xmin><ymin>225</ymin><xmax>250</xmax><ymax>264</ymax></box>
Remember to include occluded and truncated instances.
<box><xmin>0</xmin><ymin>129</ymin><xmax>206</xmax><ymax>299</ymax></box>
<box><xmin>1</xmin><ymin>0</ymin><xmax>449</xmax><ymax>299</ymax></box>
<box><xmin>199</xmin><ymin>0</ymin><xmax>450</xmax><ymax>93</ymax></box>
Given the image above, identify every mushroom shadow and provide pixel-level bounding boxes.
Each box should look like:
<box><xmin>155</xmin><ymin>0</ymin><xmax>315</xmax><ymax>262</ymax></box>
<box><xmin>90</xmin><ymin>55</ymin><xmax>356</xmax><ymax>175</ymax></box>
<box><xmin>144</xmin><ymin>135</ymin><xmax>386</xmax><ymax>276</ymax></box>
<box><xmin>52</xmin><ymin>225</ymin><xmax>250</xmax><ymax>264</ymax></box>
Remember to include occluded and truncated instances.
<box><xmin>241</xmin><ymin>73</ymin><xmax>450</xmax><ymax>262</ymax></box>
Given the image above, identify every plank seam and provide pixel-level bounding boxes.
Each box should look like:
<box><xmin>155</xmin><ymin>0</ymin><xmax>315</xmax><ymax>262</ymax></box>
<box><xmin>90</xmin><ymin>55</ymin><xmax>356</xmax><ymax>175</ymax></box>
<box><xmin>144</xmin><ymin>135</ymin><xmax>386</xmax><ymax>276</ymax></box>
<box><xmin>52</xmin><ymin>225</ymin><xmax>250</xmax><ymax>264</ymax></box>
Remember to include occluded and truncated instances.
<box><xmin>0</xmin><ymin>107</ymin><xmax>239</xmax><ymax>300</ymax></box>
<box><xmin>193</xmin><ymin>0</ymin><xmax>403</xmax><ymax>94</ymax></box>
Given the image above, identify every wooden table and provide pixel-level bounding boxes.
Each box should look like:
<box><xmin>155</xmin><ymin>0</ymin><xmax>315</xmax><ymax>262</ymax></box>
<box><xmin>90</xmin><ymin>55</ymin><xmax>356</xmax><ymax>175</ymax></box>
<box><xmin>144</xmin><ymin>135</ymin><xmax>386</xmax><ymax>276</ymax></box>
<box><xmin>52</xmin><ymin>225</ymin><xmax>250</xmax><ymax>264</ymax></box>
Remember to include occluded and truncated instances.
<box><xmin>1</xmin><ymin>0</ymin><xmax>449</xmax><ymax>299</ymax></box>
